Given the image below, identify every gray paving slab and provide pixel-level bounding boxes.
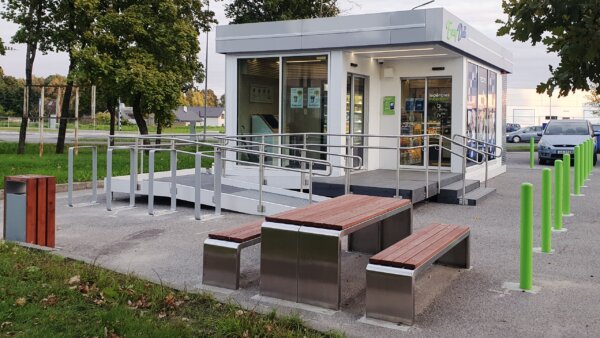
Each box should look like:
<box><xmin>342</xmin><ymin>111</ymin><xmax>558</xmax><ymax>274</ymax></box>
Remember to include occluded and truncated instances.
<box><xmin>2</xmin><ymin>152</ymin><xmax>600</xmax><ymax>337</ymax></box>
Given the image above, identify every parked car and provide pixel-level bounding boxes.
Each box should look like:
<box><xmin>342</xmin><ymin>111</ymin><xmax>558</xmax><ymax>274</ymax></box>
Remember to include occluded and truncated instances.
<box><xmin>506</xmin><ymin>123</ymin><xmax>521</xmax><ymax>133</ymax></box>
<box><xmin>538</xmin><ymin>120</ymin><xmax>599</xmax><ymax>165</ymax></box>
<box><xmin>594</xmin><ymin>125</ymin><xmax>600</xmax><ymax>153</ymax></box>
<box><xmin>506</xmin><ymin>126</ymin><xmax>543</xmax><ymax>143</ymax></box>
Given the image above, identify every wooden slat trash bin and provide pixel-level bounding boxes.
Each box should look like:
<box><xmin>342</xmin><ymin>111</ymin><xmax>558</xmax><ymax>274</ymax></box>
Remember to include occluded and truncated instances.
<box><xmin>3</xmin><ymin>175</ymin><xmax>56</xmax><ymax>248</ymax></box>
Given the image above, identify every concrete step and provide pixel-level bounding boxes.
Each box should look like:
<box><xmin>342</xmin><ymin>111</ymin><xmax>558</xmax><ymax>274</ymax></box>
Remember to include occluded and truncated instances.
<box><xmin>460</xmin><ymin>187</ymin><xmax>496</xmax><ymax>206</ymax></box>
<box><xmin>435</xmin><ymin>180</ymin><xmax>480</xmax><ymax>204</ymax></box>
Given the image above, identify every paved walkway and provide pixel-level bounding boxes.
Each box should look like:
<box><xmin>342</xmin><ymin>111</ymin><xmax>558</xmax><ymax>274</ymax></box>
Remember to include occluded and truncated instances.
<box><xmin>2</xmin><ymin>152</ymin><xmax>599</xmax><ymax>337</ymax></box>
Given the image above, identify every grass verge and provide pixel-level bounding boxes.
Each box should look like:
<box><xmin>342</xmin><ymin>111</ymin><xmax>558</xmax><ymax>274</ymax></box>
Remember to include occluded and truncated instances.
<box><xmin>0</xmin><ymin>241</ymin><xmax>342</xmax><ymax>337</ymax></box>
<box><xmin>0</xmin><ymin>142</ymin><xmax>213</xmax><ymax>189</ymax></box>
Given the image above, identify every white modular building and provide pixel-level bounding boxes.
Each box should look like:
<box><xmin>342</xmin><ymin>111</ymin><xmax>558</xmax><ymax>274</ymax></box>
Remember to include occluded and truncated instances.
<box><xmin>216</xmin><ymin>8</ymin><xmax>513</xmax><ymax>181</ymax></box>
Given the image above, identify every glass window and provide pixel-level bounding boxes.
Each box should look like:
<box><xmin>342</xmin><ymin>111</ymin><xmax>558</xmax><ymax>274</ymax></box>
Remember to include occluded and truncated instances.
<box><xmin>427</xmin><ymin>77</ymin><xmax>452</xmax><ymax>166</ymax></box>
<box><xmin>237</xmin><ymin>58</ymin><xmax>280</xmax><ymax>135</ymax></box>
<box><xmin>400</xmin><ymin>79</ymin><xmax>426</xmax><ymax>166</ymax></box>
<box><xmin>282</xmin><ymin>55</ymin><xmax>328</xmax><ymax>163</ymax></box>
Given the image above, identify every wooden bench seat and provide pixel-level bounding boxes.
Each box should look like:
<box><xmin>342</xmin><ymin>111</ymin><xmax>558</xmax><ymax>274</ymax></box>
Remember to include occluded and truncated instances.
<box><xmin>203</xmin><ymin>219</ymin><xmax>264</xmax><ymax>290</ymax></box>
<box><xmin>366</xmin><ymin>223</ymin><xmax>470</xmax><ymax>325</ymax></box>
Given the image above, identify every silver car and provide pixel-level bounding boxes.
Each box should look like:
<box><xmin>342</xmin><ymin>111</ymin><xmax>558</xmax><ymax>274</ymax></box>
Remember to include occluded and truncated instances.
<box><xmin>537</xmin><ymin>120</ymin><xmax>599</xmax><ymax>165</ymax></box>
<box><xmin>506</xmin><ymin>126</ymin><xmax>543</xmax><ymax>143</ymax></box>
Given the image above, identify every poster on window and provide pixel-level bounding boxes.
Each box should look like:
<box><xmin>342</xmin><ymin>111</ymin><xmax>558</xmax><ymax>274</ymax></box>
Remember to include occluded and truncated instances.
<box><xmin>478</xmin><ymin>66</ymin><xmax>488</xmax><ymax>152</ymax></box>
<box><xmin>466</xmin><ymin>62</ymin><xmax>478</xmax><ymax>160</ymax></box>
<box><xmin>250</xmin><ymin>84</ymin><xmax>274</xmax><ymax>103</ymax></box>
<box><xmin>488</xmin><ymin>72</ymin><xmax>497</xmax><ymax>158</ymax></box>
<box><xmin>290</xmin><ymin>88</ymin><xmax>304</xmax><ymax>108</ymax></box>
<box><xmin>307</xmin><ymin>87</ymin><xmax>321</xmax><ymax>108</ymax></box>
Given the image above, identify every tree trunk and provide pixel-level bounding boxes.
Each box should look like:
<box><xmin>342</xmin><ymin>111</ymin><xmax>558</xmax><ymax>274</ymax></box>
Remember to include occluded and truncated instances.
<box><xmin>55</xmin><ymin>59</ymin><xmax>76</xmax><ymax>154</ymax></box>
<box><xmin>156</xmin><ymin>119</ymin><xmax>162</xmax><ymax>145</ymax></box>
<box><xmin>132</xmin><ymin>93</ymin><xmax>148</xmax><ymax>135</ymax></box>
<box><xmin>108</xmin><ymin>100</ymin><xmax>116</xmax><ymax>146</ymax></box>
<box><xmin>17</xmin><ymin>42</ymin><xmax>37</xmax><ymax>154</ymax></box>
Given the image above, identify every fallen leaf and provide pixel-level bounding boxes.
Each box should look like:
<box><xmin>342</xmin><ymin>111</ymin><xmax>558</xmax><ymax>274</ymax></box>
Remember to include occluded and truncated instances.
<box><xmin>15</xmin><ymin>298</ymin><xmax>26</xmax><ymax>306</ymax></box>
<box><xmin>68</xmin><ymin>275</ymin><xmax>81</xmax><ymax>286</ymax></box>
<box><xmin>242</xmin><ymin>330</ymin><xmax>249</xmax><ymax>338</ymax></box>
<box><xmin>1</xmin><ymin>322</ymin><xmax>12</xmax><ymax>329</ymax></box>
<box><xmin>235</xmin><ymin>310</ymin><xmax>245</xmax><ymax>317</ymax></box>
<box><xmin>158</xmin><ymin>312</ymin><xmax>167</xmax><ymax>319</ymax></box>
<box><xmin>42</xmin><ymin>295</ymin><xmax>59</xmax><ymax>306</ymax></box>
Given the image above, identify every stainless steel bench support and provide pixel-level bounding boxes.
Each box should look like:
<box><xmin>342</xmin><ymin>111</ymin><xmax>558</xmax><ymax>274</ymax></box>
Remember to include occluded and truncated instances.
<box><xmin>366</xmin><ymin>233</ymin><xmax>470</xmax><ymax>325</ymax></box>
<box><xmin>203</xmin><ymin>237</ymin><xmax>260</xmax><ymax>290</ymax></box>
<box><xmin>348</xmin><ymin>206</ymin><xmax>413</xmax><ymax>254</ymax></box>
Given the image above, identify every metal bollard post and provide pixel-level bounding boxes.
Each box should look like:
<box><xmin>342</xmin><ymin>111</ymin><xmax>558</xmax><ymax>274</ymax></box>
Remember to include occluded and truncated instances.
<box><xmin>541</xmin><ymin>168</ymin><xmax>552</xmax><ymax>253</ymax></box>
<box><xmin>68</xmin><ymin>147</ymin><xmax>74</xmax><ymax>207</ymax></box>
<box><xmin>574</xmin><ymin>146</ymin><xmax>582</xmax><ymax>196</ymax></box>
<box><xmin>129</xmin><ymin>148</ymin><xmax>136</xmax><ymax>207</ymax></box>
<box><xmin>520</xmin><ymin>183</ymin><xmax>534</xmax><ymax>290</ymax></box>
<box><xmin>92</xmin><ymin>147</ymin><xmax>97</xmax><ymax>203</ymax></box>
<box><xmin>553</xmin><ymin>160</ymin><xmax>563</xmax><ymax>231</ymax></box>
<box><xmin>562</xmin><ymin>153</ymin><xmax>572</xmax><ymax>216</ymax></box>
<box><xmin>530</xmin><ymin>138</ymin><xmax>535</xmax><ymax>169</ymax></box>
<box><xmin>194</xmin><ymin>152</ymin><xmax>202</xmax><ymax>220</ymax></box>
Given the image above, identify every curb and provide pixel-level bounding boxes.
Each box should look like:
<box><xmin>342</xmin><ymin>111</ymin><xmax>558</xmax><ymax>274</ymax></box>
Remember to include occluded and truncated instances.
<box><xmin>0</xmin><ymin>180</ymin><xmax>104</xmax><ymax>201</ymax></box>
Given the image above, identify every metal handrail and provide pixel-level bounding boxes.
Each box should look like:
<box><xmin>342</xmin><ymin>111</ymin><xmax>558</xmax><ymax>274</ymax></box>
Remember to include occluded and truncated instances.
<box><xmin>67</xmin><ymin>146</ymin><xmax>98</xmax><ymax>207</ymax></box>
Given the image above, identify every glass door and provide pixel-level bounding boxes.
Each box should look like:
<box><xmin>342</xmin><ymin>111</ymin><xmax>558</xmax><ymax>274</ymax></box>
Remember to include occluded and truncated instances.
<box><xmin>346</xmin><ymin>74</ymin><xmax>367</xmax><ymax>167</ymax></box>
<box><xmin>400</xmin><ymin>77</ymin><xmax>452</xmax><ymax>168</ymax></box>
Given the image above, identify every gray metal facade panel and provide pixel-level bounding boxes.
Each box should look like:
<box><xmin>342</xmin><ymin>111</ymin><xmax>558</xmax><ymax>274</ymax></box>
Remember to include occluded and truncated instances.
<box><xmin>216</xmin><ymin>20</ymin><xmax>303</xmax><ymax>40</ymax></box>
<box><xmin>302</xmin><ymin>31</ymin><xmax>391</xmax><ymax>50</ymax></box>
<box><xmin>217</xmin><ymin>36</ymin><xmax>303</xmax><ymax>54</ymax></box>
<box><xmin>388</xmin><ymin>10</ymin><xmax>427</xmax><ymax>27</ymax></box>
<box><xmin>389</xmin><ymin>27</ymin><xmax>428</xmax><ymax>45</ymax></box>
<box><xmin>300</xmin><ymin>12</ymin><xmax>392</xmax><ymax>33</ymax></box>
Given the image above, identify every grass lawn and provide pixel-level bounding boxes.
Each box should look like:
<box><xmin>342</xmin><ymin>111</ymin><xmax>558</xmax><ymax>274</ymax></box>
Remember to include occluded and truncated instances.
<box><xmin>0</xmin><ymin>241</ymin><xmax>340</xmax><ymax>337</ymax></box>
<box><xmin>0</xmin><ymin>142</ymin><xmax>214</xmax><ymax>190</ymax></box>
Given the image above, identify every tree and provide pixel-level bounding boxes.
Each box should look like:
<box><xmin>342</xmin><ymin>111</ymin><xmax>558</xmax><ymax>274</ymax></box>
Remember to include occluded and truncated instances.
<box><xmin>220</xmin><ymin>0</ymin><xmax>340</xmax><ymax>24</ymax></box>
<box><xmin>497</xmin><ymin>1</ymin><xmax>600</xmax><ymax>97</ymax></box>
<box><xmin>1</xmin><ymin>0</ymin><xmax>55</xmax><ymax>153</ymax></box>
<box><xmin>587</xmin><ymin>85</ymin><xmax>600</xmax><ymax>112</ymax></box>
<box><xmin>219</xmin><ymin>93</ymin><xmax>225</xmax><ymax>107</ymax></box>
<box><xmin>182</xmin><ymin>89</ymin><xmax>219</xmax><ymax>107</ymax></box>
<box><xmin>0</xmin><ymin>68</ymin><xmax>25</xmax><ymax>115</ymax></box>
<box><xmin>0</xmin><ymin>37</ymin><xmax>5</xmax><ymax>55</ymax></box>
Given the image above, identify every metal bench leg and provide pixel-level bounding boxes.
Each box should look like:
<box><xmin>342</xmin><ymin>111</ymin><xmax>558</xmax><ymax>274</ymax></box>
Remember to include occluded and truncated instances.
<box><xmin>203</xmin><ymin>239</ymin><xmax>241</xmax><ymax>290</ymax></box>
<box><xmin>366</xmin><ymin>264</ymin><xmax>415</xmax><ymax>325</ymax></box>
<box><xmin>381</xmin><ymin>206</ymin><xmax>413</xmax><ymax>249</ymax></box>
<box><xmin>298</xmin><ymin>227</ymin><xmax>341</xmax><ymax>310</ymax></box>
<box><xmin>436</xmin><ymin>234</ymin><xmax>470</xmax><ymax>269</ymax></box>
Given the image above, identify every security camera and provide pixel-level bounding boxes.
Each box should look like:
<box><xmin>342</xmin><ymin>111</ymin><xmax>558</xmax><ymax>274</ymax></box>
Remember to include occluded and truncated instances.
<box><xmin>377</xmin><ymin>60</ymin><xmax>384</xmax><ymax>65</ymax></box>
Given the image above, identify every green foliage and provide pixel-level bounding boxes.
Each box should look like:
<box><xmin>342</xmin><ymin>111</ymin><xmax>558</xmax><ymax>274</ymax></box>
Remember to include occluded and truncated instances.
<box><xmin>497</xmin><ymin>0</ymin><xmax>600</xmax><ymax>97</ymax></box>
<box><xmin>0</xmin><ymin>0</ymin><xmax>55</xmax><ymax>56</ymax></box>
<box><xmin>0</xmin><ymin>70</ymin><xmax>25</xmax><ymax>115</ymax></box>
<box><xmin>0</xmin><ymin>242</ymin><xmax>339</xmax><ymax>337</ymax></box>
<box><xmin>95</xmin><ymin>111</ymin><xmax>111</xmax><ymax>124</ymax></box>
<box><xmin>181</xmin><ymin>89</ymin><xmax>219</xmax><ymax>107</ymax></box>
<box><xmin>0</xmin><ymin>37</ymin><xmax>5</xmax><ymax>55</ymax></box>
<box><xmin>221</xmin><ymin>0</ymin><xmax>340</xmax><ymax>24</ymax></box>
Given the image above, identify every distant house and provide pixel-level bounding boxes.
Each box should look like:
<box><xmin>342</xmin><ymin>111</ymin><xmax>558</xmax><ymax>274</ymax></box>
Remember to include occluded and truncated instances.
<box><xmin>173</xmin><ymin>106</ymin><xmax>225</xmax><ymax>127</ymax></box>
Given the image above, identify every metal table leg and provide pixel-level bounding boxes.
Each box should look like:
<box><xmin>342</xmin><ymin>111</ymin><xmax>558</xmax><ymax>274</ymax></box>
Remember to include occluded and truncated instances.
<box><xmin>297</xmin><ymin>227</ymin><xmax>342</xmax><ymax>310</ymax></box>
<box><xmin>260</xmin><ymin>222</ymin><xmax>301</xmax><ymax>302</ymax></box>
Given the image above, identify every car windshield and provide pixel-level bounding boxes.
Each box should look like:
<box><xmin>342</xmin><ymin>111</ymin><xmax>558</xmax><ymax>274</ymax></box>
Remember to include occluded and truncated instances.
<box><xmin>544</xmin><ymin>122</ymin><xmax>589</xmax><ymax>135</ymax></box>
<box><xmin>594</xmin><ymin>125</ymin><xmax>600</xmax><ymax>132</ymax></box>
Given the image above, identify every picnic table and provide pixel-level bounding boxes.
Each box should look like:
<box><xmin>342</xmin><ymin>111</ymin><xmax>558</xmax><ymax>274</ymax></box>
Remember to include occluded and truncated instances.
<box><xmin>260</xmin><ymin>194</ymin><xmax>412</xmax><ymax>310</ymax></box>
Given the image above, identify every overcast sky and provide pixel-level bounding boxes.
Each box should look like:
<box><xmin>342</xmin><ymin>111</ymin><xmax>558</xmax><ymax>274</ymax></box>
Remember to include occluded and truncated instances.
<box><xmin>0</xmin><ymin>0</ymin><xmax>557</xmax><ymax>95</ymax></box>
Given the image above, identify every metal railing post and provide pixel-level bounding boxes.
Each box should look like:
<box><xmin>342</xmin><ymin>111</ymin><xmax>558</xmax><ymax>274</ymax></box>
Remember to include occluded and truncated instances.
<box><xmin>309</xmin><ymin>162</ymin><xmax>313</xmax><ymax>204</ymax></box>
<box><xmin>106</xmin><ymin>148</ymin><xmax>113</xmax><ymax>211</ymax></box>
<box><xmin>438</xmin><ymin>134</ymin><xmax>442</xmax><ymax>194</ymax></box>
<box><xmin>257</xmin><ymin>144</ymin><xmax>265</xmax><ymax>213</ymax></box>
<box><xmin>396</xmin><ymin>136</ymin><xmax>401</xmax><ymax>198</ymax></box>
<box><xmin>462</xmin><ymin>138</ymin><xmax>467</xmax><ymax>206</ymax></box>
<box><xmin>170</xmin><ymin>148</ymin><xmax>177</xmax><ymax>211</ymax></box>
<box><xmin>425</xmin><ymin>136</ymin><xmax>429</xmax><ymax>199</ymax></box>
<box><xmin>194</xmin><ymin>152</ymin><xmax>202</xmax><ymax>220</ymax></box>
<box><xmin>485</xmin><ymin>154</ymin><xmax>489</xmax><ymax>188</ymax></box>
<box><xmin>345</xmin><ymin>135</ymin><xmax>351</xmax><ymax>195</ymax></box>
<box><xmin>92</xmin><ymin>147</ymin><xmax>97</xmax><ymax>203</ymax></box>
<box><xmin>301</xmin><ymin>134</ymin><xmax>307</xmax><ymax>191</ymax></box>
<box><xmin>68</xmin><ymin>147</ymin><xmax>74</xmax><ymax>207</ymax></box>
<box><xmin>214</xmin><ymin>149</ymin><xmax>222</xmax><ymax>216</ymax></box>
<box><xmin>129</xmin><ymin>147</ymin><xmax>136</xmax><ymax>207</ymax></box>
<box><xmin>148</xmin><ymin>150</ymin><xmax>155</xmax><ymax>215</ymax></box>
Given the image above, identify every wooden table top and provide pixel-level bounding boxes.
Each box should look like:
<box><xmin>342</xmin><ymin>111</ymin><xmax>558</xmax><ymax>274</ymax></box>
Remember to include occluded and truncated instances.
<box><xmin>265</xmin><ymin>194</ymin><xmax>411</xmax><ymax>231</ymax></box>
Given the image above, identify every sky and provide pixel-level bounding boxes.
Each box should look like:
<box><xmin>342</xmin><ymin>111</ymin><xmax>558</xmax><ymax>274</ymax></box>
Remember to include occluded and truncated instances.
<box><xmin>0</xmin><ymin>0</ymin><xmax>558</xmax><ymax>96</ymax></box>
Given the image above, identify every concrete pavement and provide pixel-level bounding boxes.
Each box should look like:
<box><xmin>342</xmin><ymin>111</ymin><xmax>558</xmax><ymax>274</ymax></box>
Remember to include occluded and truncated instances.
<box><xmin>2</xmin><ymin>152</ymin><xmax>600</xmax><ymax>337</ymax></box>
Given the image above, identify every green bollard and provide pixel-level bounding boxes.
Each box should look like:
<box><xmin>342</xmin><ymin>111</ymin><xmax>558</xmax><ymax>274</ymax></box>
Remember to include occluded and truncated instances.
<box><xmin>574</xmin><ymin>146</ymin><xmax>581</xmax><ymax>195</ymax></box>
<box><xmin>541</xmin><ymin>169</ymin><xmax>552</xmax><ymax>253</ymax></box>
<box><xmin>520</xmin><ymin>183</ymin><xmax>534</xmax><ymax>290</ymax></box>
<box><xmin>562</xmin><ymin>153</ymin><xmax>572</xmax><ymax>216</ymax></box>
<box><xmin>584</xmin><ymin>141</ymin><xmax>589</xmax><ymax>180</ymax></box>
<box><xmin>530</xmin><ymin>138</ymin><xmax>535</xmax><ymax>168</ymax></box>
<box><xmin>553</xmin><ymin>160</ymin><xmax>563</xmax><ymax>231</ymax></box>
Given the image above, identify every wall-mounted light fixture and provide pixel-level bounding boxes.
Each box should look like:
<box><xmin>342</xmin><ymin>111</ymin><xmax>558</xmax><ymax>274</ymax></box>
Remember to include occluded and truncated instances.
<box><xmin>350</xmin><ymin>62</ymin><xmax>358</xmax><ymax>68</ymax></box>
<box><xmin>432</xmin><ymin>67</ymin><xmax>445</xmax><ymax>71</ymax></box>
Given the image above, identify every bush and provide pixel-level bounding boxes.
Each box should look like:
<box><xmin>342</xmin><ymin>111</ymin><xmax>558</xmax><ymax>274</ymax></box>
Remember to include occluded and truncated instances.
<box><xmin>96</xmin><ymin>111</ymin><xmax>111</xmax><ymax>124</ymax></box>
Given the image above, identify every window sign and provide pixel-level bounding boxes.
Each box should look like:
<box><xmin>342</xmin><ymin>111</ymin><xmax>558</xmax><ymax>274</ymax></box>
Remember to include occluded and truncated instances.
<box><xmin>383</xmin><ymin>96</ymin><xmax>395</xmax><ymax>115</ymax></box>
<box><xmin>307</xmin><ymin>87</ymin><xmax>321</xmax><ymax>109</ymax></box>
<box><xmin>290</xmin><ymin>88</ymin><xmax>304</xmax><ymax>108</ymax></box>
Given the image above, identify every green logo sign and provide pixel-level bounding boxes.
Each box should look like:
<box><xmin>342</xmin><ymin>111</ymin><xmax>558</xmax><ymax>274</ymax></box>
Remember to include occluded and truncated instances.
<box><xmin>445</xmin><ymin>20</ymin><xmax>467</xmax><ymax>42</ymax></box>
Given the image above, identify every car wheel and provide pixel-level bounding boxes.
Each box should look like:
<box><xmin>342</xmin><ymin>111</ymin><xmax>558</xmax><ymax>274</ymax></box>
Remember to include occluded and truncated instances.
<box><xmin>539</xmin><ymin>158</ymin><xmax>546</xmax><ymax>165</ymax></box>
<box><xmin>513</xmin><ymin>136</ymin><xmax>521</xmax><ymax>143</ymax></box>
<box><xmin>594</xmin><ymin>154</ymin><xmax>597</xmax><ymax>166</ymax></box>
